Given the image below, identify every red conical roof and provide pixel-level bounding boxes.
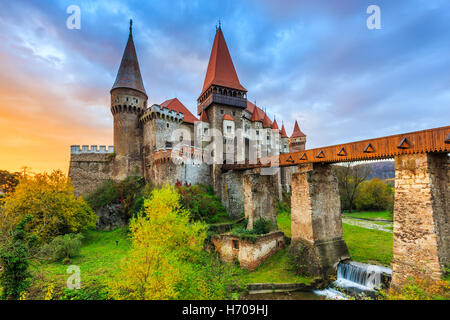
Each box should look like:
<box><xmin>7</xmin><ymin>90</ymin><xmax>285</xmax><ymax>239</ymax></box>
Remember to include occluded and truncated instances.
<box><xmin>160</xmin><ymin>98</ymin><xmax>198</xmax><ymax>124</ymax></box>
<box><xmin>111</xmin><ymin>21</ymin><xmax>147</xmax><ymax>96</ymax></box>
<box><xmin>280</xmin><ymin>124</ymin><xmax>288</xmax><ymax>138</ymax></box>
<box><xmin>262</xmin><ymin>112</ymin><xmax>272</xmax><ymax>128</ymax></box>
<box><xmin>200</xmin><ymin>28</ymin><xmax>246</xmax><ymax>97</ymax></box>
<box><xmin>200</xmin><ymin>110</ymin><xmax>209</xmax><ymax>122</ymax></box>
<box><xmin>291</xmin><ymin>120</ymin><xmax>306</xmax><ymax>138</ymax></box>
<box><xmin>272</xmin><ymin>119</ymin><xmax>279</xmax><ymax>130</ymax></box>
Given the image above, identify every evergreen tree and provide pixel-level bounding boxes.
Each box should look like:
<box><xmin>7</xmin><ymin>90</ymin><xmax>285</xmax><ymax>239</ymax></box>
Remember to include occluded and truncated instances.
<box><xmin>0</xmin><ymin>214</ymin><xmax>34</xmax><ymax>300</ymax></box>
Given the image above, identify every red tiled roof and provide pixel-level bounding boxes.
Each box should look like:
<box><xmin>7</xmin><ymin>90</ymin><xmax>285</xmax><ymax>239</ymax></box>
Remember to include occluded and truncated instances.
<box><xmin>280</xmin><ymin>124</ymin><xmax>288</xmax><ymax>138</ymax></box>
<box><xmin>245</xmin><ymin>100</ymin><xmax>256</xmax><ymax>114</ymax></box>
<box><xmin>223</xmin><ymin>114</ymin><xmax>234</xmax><ymax>121</ymax></box>
<box><xmin>272</xmin><ymin>119</ymin><xmax>279</xmax><ymax>130</ymax></box>
<box><xmin>160</xmin><ymin>98</ymin><xmax>198</xmax><ymax>124</ymax></box>
<box><xmin>262</xmin><ymin>112</ymin><xmax>272</xmax><ymax>128</ymax></box>
<box><xmin>291</xmin><ymin>120</ymin><xmax>306</xmax><ymax>138</ymax></box>
<box><xmin>199</xmin><ymin>110</ymin><xmax>209</xmax><ymax>122</ymax></box>
<box><xmin>200</xmin><ymin>28</ymin><xmax>246</xmax><ymax>97</ymax></box>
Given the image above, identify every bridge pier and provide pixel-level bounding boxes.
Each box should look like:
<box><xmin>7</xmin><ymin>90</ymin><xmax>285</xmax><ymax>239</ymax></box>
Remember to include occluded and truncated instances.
<box><xmin>289</xmin><ymin>163</ymin><xmax>350</xmax><ymax>277</ymax></box>
<box><xmin>243</xmin><ymin>169</ymin><xmax>278</xmax><ymax>230</ymax></box>
<box><xmin>392</xmin><ymin>153</ymin><xmax>449</xmax><ymax>286</ymax></box>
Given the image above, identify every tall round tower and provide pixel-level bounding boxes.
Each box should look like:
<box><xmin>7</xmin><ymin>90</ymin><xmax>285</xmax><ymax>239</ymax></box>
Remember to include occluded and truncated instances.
<box><xmin>110</xmin><ymin>20</ymin><xmax>147</xmax><ymax>180</ymax></box>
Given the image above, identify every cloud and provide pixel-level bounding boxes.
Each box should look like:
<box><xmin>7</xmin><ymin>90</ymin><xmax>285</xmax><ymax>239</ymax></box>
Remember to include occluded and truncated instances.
<box><xmin>0</xmin><ymin>0</ymin><xmax>449</xmax><ymax>172</ymax></box>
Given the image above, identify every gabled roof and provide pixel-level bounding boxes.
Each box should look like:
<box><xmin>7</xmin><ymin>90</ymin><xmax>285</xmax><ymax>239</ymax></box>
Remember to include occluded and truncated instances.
<box><xmin>111</xmin><ymin>21</ymin><xmax>147</xmax><ymax>96</ymax></box>
<box><xmin>223</xmin><ymin>114</ymin><xmax>234</xmax><ymax>121</ymax></box>
<box><xmin>200</xmin><ymin>28</ymin><xmax>246</xmax><ymax>97</ymax></box>
<box><xmin>160</xmin><ymin>98</ymin><xmax>198</xmax><ymax>124</ymax></box>
<box><xmin>272</xmin><ymin>119</ymin><xmax>279</xmax><ymax>130</ymax></box>
<box><xmin>280</xmin><ymin>124</ymin><xmax>288</xmax><ymax>138</ymax></box>
<box><xmin>199</xmin><ymin>110</ymin><xmax>209</xmax><ymax>122</ymax></box>
<box><xmin>291</xmin><ymin>120</ymin><xmax>306</xmax><ymax>138</ymax></box>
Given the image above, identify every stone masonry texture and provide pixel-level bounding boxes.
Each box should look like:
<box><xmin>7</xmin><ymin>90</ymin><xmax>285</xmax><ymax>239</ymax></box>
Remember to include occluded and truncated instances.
<box><xmin>392</xmin><ymin>153</ymin><xmax>449</xmax><ymax>286</ymax></box>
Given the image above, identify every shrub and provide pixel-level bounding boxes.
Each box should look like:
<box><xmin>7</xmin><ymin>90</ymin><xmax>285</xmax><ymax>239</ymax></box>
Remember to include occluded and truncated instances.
<box><xmin>84</xmin><ymin>176</ymin><xmax>151</xmax><ymax>219</ymax></box>
<box><xmin>0</xmin><ymin>215</ymin><xmax>34</xmax><ymax>300</ymax></box>
<box><xmin>277</xmin><ymin>190</ymin><xmax>291</xmax><ymax>213</ymax></box>
<box><xmin>383</xmin><ymin>276</ymin><xmax>450</xmax><ymax>300</ymax></box>
<box><xmin>354</xmin><ymin>178</ymin><xmax>394</xmax><ymax>212</ymax></box>
<box><xmin>177</xmin><ymin>184</ymin><xmax>228</xmax><ymax>223</ymax></box>
<box><xmin>1</xmin><ymin>170</ymin><xmax>96</xmax><ymax>243</ymax></box>
<box><xmin>39</xmin><ymin>233</ymin><xmax>84</xmax><ymax>262</ymax></box>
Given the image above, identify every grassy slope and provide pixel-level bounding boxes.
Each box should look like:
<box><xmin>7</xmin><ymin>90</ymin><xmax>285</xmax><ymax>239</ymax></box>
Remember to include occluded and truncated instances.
<box><xmin>343</xmin><ymin>211</ymin><xmax>393</xmax><ymax>222</ymax></box>
<box><xmin>277</xmin><ymin>211</ymin><xmax>393</xmax><ymax>267</ymax></box>
<box><xmin>29</xmin><ymin>228</ymin><xmax>131</xmax><ymax>299</ymax></box>
<box><xmin>240</xmin><ymin>248</ymin><xmax>313</xmax><ymax>285</ymax></box>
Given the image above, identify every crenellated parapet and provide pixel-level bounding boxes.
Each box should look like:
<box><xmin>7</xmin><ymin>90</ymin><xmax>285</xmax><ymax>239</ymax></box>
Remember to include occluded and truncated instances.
<box><xmin>71</xmin><ymin>145</ymin><xmax>115</xmax><ymax>154</ymax></box>
<box><xmin>140</xmin><ymin>104</ymin><xmax>184</xmax><ymax>124</ymax></box>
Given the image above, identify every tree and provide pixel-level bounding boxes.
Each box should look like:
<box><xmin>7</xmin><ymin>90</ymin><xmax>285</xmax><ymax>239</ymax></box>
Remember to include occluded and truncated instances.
<box><xmin>0</xmin><ymin>170</ymin><xmax>20</xmax><ymax>194</ymax></box>
<box><xmin>334</xmin><ymin>163</ymin><xmax>371</xmax><ymax>212</ymax></box>
<box><xmin>1</xmin><ymin>170</ymin><xmax>96</xmax><ymax>243</ymax></box>
<box><xmin>355</xmin><ymin>178</ymin><xmax>394</xmax><ymax>211</ymax></box>
<box><xmin>108</xmin><ymin>185</ymin><xmax>237</xmax><ymax>300</ymax></box>
<box><xmin>0</xmin><ymin>215</ymin><xmax>35</xmax><ymax>300</ymax></box>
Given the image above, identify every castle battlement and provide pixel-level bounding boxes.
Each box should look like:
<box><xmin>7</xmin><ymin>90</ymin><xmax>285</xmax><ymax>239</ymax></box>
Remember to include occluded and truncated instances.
<box><xmin>140</xmin><ymin>104</ymin><xmax>185</xmax><ymax>124</ymax></box>
<box><xmin>71</xmin><ymin>145</ymin><xmax>114</xmax><ymax>154</ymax></box>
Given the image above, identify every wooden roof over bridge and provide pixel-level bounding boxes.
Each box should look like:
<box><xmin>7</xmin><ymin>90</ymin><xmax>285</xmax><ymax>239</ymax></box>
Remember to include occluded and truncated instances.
<box><xmin>223</xmin><ymin>125</ymin><xmax>450</xmax><ymax>170</ymax></box>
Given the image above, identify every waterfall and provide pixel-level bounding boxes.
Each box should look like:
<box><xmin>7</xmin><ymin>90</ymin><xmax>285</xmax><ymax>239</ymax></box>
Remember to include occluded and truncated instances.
<box><xmin>314</xmin><ymin>261</ymin><xmax>392</xmax><ymax>299</ymax></box>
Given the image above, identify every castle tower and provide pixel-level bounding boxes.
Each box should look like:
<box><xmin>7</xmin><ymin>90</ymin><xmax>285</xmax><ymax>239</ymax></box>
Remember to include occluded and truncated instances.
<box><xmin>110</xmin><ymin>20</ymin><xmax>147</xmax><ymax>180</ymax></box>
<box><xmin>289</xmin><ymin>120</ymin><xmax>306</xmax><ymax>152</ymax></box>
<box><xmin>198</xmin><ymin>25</ymin><xmax>247</xmax><ymax>192</ymax></box>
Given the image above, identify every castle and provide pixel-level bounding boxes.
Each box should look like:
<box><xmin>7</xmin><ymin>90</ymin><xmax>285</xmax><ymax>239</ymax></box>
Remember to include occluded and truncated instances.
<box><xmin>69</xmin><ymin>21</ymin><xmax>306</xmax><ymax>218</ymax></box>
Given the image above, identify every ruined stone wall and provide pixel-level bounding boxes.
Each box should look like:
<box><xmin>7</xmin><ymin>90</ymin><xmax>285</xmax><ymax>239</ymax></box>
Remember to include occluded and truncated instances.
<box><xmin>68</xmin><ymin>150</ymin><xmax>114</xmax><ymax>196</ymax></box>
<box><xmin>211</xmin><ymin>231</ymin><xmax>285</xmax><ymax>271</ymax></box>
<box><xmin>392</xmin><ymin>153</ymin><xmax>449</xmax><ymax>285</ymax></box>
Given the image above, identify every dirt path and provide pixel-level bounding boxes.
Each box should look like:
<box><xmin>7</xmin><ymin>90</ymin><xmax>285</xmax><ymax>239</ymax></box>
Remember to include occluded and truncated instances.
<box><xmin>342</xmin><ymin>217</ymin><xmax>392</xmax><ymax>233</ymax></box>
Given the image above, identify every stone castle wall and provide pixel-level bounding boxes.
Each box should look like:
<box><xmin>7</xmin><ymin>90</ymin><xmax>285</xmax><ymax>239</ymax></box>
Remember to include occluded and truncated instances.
<box><xmin>68</xmin><ymin>145</ymin><xmax>114</xmax><ymax>196</ymax></box>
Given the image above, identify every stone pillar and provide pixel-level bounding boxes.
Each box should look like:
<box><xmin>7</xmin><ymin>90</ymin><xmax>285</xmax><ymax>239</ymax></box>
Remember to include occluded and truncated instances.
<box><xmin>392</xmin><ymin>153</ymin><xmax>449</xmax><ymax>286</ymax></box>
<box><xmin>243</xmin><ymin>169</ymin><xmax>278</xmax><ymax>230</ymax></box>
<box><xmin>289</xmin><ymin>163</ymin><xmax>350</xmax><ymax>277</ymax></box>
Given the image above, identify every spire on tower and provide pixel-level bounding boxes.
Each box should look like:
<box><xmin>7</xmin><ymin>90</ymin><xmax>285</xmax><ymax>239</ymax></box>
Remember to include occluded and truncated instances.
<box><xmin>111</xmin><ymin>20</ymin><xmax>147</xmax><ymax>97</ymax></box>
<box><xmin>199</xmin><ymin>27</ymin><xmax>246</xmax><ymax>97</ymax></box>
<box><xmin>291</xmin><ymin>120</ymin><xmax>306</xmax><ymax>138</ymax></box>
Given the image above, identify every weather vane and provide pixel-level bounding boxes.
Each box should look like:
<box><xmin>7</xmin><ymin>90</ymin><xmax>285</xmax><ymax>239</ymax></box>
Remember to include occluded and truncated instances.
<box><xmin>130</xmin><ymin>19</ymin><xmax>133</xmax><ymax>33</ymax></box>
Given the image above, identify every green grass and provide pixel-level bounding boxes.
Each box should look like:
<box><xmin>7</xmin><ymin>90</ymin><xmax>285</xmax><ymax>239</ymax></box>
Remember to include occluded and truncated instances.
<box><xmin>343</xmin><ymin>211</ymin><xmax>393</xmax><ymax>222</ymax></box>
<box><xmin>28</xmin><ymin>227</ymin><xmax>131</xmax><ymax>299</ymax></box>
<box><xmin>240</xmin><ymin>248</ymin><xmax>313</xmax><ymax>285</ymax></box>
<box><xmin>277</xmin><ymin>210</ymin><xmax>291</xmax><ymax>238</ymax></box>
<box><xmin>342</xmin><ymin>223</ymin><xmax>393</xmax><ymax>266</ymax></box>
<box><xmin>277</xmin><ymin>210</ymin><xmax>393</xmax><ymax>267</ymax></box>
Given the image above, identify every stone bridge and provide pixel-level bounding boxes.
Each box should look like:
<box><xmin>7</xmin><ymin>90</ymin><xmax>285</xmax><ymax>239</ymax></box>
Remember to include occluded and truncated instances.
<box><xmin>225</xmin><ymin>126</ymin><xmax>450</xmax><ymax>286</ymax></box>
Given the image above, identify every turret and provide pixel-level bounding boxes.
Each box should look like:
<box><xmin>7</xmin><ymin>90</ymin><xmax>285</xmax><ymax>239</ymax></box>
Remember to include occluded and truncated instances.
<box><xmin>289</xmin><ymin>120</ymin><xmax>306</xmax><ymax>152</ymax></box>
<box><xmin>110</xmin><ymin>20</ymin><xmax>147</xmax><ymax>180</ymax></box>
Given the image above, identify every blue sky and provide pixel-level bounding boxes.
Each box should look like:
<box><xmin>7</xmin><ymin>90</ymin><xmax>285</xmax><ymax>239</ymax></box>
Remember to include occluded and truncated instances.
<box><xmin>0</xmin><ymin>0</ymin><xmax>449</xmax><ymax>172</ymax></box>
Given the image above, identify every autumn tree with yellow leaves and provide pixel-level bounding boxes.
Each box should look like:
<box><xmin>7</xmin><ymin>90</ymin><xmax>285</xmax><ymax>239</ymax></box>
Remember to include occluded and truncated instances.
<box><xmin>108</xmin><ymin>185</ymin><xmax>238</xmax><ymax>300</ymax></box>
<box><xmin>0</xmin><ymin>170</ymin><xmax>96</xmax><ymax>244</ymax></box>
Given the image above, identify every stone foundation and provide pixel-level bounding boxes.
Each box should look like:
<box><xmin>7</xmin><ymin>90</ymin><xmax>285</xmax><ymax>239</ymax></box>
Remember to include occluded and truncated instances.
<box><xmin>211</xmin><ymin>231</ymin><xmax>285</xmax><ymax>270</ymax></box>
<box><xmin>290</xmin><ymin>163</ymin><xmax>350</xmax><ymax>277</ymax></box>
<box><xmin>392</xmin><ymin>153</ymin><xmax>449</xmax><ymax>286</ymax></box>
